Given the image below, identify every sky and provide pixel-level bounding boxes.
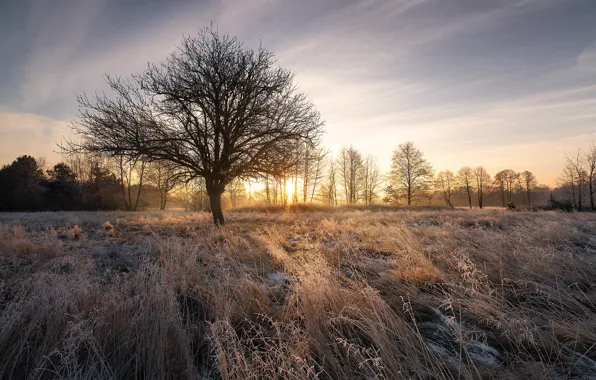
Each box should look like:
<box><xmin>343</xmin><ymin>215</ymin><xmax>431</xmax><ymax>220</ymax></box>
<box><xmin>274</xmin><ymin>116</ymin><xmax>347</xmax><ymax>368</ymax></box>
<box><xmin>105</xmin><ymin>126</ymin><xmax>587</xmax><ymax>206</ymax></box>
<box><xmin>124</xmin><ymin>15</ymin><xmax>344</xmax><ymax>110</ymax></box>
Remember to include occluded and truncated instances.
<box><xmin>1</xmin><ymin>0</ymin><xmax>596</xmax><ymax>185</ymax></box>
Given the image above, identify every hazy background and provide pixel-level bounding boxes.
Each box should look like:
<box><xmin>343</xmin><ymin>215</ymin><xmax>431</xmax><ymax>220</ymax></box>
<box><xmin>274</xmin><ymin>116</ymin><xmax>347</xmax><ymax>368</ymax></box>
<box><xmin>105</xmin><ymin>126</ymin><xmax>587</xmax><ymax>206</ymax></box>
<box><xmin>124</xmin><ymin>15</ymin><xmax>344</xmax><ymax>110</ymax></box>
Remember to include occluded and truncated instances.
<box><xmin>1</xmin><ymin>0</ymin><xmax>595</xmax><ymax>185</ymax></box>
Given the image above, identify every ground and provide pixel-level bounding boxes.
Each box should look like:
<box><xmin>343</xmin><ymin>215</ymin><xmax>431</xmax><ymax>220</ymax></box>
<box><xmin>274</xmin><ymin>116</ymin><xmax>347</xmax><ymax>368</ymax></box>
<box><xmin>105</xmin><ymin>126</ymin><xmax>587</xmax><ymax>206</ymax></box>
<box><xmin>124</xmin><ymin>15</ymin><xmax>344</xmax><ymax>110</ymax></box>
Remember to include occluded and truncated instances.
<box><xmin>1</xmin><ymin>208</ymin><xmax>596</xmax><ymax>380</ymax></box>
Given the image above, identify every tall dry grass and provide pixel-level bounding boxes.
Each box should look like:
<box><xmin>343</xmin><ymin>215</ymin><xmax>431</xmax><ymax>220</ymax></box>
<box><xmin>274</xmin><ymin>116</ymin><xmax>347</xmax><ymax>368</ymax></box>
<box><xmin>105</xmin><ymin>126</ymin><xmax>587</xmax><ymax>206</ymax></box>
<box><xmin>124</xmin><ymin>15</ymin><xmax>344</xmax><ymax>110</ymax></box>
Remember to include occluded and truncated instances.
<box><xmin>0</xmin><ymin>209</ymin><xmax>595</xmax><ymax>379</ymax></box>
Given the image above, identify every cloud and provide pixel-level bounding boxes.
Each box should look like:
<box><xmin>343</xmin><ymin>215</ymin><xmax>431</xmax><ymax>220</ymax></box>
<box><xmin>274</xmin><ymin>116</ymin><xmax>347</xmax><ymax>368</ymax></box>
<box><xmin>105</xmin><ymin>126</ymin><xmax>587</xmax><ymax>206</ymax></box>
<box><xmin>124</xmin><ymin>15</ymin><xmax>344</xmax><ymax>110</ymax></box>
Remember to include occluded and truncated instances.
<box><xmin>0</xmin><ymin>109</ymin><xmax>70</xmax><ymax>165</ymax></box>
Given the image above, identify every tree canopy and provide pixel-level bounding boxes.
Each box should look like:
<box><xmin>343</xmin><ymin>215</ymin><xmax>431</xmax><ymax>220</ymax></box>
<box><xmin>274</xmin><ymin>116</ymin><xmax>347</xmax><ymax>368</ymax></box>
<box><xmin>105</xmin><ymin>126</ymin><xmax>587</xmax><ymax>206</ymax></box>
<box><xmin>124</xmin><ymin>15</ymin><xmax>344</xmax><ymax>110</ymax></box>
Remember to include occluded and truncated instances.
<box><xmin>69</xmin><ymin>28</ymin><xmax>324</xmax><ymax>224</ymax></box>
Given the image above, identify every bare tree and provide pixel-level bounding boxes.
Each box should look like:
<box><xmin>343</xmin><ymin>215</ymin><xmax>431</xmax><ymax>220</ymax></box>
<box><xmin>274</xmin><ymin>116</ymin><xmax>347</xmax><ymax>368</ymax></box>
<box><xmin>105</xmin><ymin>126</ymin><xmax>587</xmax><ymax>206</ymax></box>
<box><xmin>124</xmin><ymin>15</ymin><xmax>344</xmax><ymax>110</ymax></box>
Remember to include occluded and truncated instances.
<box><xmin>362</xmin><ymin>155</ymin><xmax>381</xmax><ymax>205</ymax></box>
<box><xmin>388</xmin><ymin>142</ymin><xmax>434</xmax><ymax>206</ymax></box>
<box><xmin>520</xmin><ymin>171</ymin><xmax>538</xmax><ymax>206</ymax></box>
<box><xmin>321</xmin><ymin>156</ymin><xmax>338</xmax><ymax>206</ymax></box>
<box><xmin>145</xmin><ymin>161</ymin><xmax>181</xmax><ymax>210</ymax></box>
<box><xmin>179</xmin><ymin>178</ymin><xmax>208</xmax><ymax>212</ymax></box>
<box><xmin>226</xmin><ymin>178</ymin><xmax>246</xmax><ymax>208</ymax></box>
<box><xmin>566</xmin><ymin>151</ymin><xmax>586</xmax><ymax>211</ymax></box>
<box><xmin>300</xmin><ymin>145</ymin><xmax>328</xmax><ymax>203</ymax></box>
<box><xmin>494</xmin><ymin>169</ymin><xmax>518</xmax><ymax>206</ymax></box>
<box><xmin>114</xmin><ymin>156</ymin><xmax>146</xmax><ymax>211</ymax></box>
<box><xmin>67</xmin><ymin>28</ymin><xmax>323</xmax><ymax>225</ymax></box>
<box><xmin>493</xmin><ymin>171</ymin><xmax>507</xmax><ymax>207</ymax></box>
<box><xmin>560</xmin><ymin>161</ymin><xmax>578</xmax><ymax>209</ymax></box>
<box><xmin>435</xmin><ymin>170</ymin><xmax>455</xmax><ymax>208</ymax></box>
<box><xmin>456</xmin><ymin>166</ymin><xmax>474</xmax><ymax>209</ymax></box>
<box><xmin>474</xmin><ymin>166</ymin><xmax>491</xmax><ymax>209</ymax></box>
<box><xmin>584</xmin><ymin>144</ymin><xmax>596</xmax><ymax>210</ymax></box>
<box><xmin>337</xmin><ymin>146</ymin><xmax>364</xmax><ymax>205</ymax></box>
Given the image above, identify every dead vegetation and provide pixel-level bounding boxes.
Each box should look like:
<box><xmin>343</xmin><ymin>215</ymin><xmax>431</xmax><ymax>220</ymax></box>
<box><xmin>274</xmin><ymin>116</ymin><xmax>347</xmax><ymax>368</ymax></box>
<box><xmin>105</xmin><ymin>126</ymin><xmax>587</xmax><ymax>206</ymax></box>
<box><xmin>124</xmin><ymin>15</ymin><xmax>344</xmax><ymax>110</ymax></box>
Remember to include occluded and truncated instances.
<box><xmin>0</xmin><ymin>209</ymin><xmax>595</xmax><ymax>379</ymax></box>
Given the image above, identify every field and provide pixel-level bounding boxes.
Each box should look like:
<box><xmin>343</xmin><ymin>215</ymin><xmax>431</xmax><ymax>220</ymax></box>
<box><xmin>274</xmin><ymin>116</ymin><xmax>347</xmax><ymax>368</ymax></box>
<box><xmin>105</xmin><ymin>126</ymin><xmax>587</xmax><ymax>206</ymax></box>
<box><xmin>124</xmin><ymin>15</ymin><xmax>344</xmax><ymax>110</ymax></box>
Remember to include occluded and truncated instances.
<box><xmin>1</xmin><ymin>208</ymin><xmax>596</xmax><ymax>380</ymax></box>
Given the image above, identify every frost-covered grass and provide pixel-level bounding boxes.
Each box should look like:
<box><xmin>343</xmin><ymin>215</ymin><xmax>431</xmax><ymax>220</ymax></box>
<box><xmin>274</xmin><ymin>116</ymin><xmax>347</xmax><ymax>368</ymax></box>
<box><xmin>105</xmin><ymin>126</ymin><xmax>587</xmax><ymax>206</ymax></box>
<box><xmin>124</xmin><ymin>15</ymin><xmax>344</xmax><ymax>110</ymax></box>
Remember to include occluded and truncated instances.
<box><xmin>1</xmin><ymin>209</ymin><xmax>596</xmax><ymax>379</ymax></box>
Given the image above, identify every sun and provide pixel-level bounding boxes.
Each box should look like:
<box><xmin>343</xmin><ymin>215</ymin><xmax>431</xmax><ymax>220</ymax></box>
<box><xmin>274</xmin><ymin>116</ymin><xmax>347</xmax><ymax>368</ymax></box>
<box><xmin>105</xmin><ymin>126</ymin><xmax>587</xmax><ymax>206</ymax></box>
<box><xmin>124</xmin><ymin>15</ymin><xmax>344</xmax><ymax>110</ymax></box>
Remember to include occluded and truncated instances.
<box><xmin>285</xmin><ymin>178</ymin><xmax>295</xmax><ymax>202</ymax></box>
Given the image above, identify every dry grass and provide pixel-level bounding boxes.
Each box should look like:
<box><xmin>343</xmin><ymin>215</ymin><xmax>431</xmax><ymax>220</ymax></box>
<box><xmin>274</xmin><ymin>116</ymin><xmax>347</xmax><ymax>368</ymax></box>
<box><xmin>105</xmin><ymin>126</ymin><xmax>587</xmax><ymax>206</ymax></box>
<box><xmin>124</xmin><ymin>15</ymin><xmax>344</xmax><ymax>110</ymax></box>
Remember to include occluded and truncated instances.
<box><xmin>1</xmin><ymin>209</ymin><xmax>595</xmax><ymax>379</ymax></box>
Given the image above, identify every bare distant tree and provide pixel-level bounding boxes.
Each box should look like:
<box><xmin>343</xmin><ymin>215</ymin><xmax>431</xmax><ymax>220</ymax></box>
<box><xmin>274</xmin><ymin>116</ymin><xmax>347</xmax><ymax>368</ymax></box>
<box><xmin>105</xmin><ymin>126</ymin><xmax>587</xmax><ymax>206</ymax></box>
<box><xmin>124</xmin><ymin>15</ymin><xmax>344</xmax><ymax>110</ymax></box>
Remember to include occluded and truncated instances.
<box><xmin>494</xmin><ymin>169</ymin><xmax>518</xmax><ymax>205</ymax></box>
<box><xmin>67</xmin><ymin>28</ymin><xmax>323</xmax><ymax>225</ymax></box>
<box><xmin>321</xmin><ymin>156</ymin><xmax>338</xmax><ymax>206</ymax></box>
<box><xmin>456</xmin><ymin>167</ymin><xmax>474</xmax><ymax>209</ymax></box>
<box><xmin>493</xmin><ymin>171</ymin><xmax>507</xmax><ymax>207</ymax></box>
<box><xmin>145</xmin><ymin>161</ymin><xmax>181</xmax><ymax>210</ymax></box>
<box><xmin>300</xmin><ymin>145</ymin><xmax>328</xmax><ymax>203</ymax></box>
<box><xmin>226</xmin><ymin>178</ymin><xmax>246</xmax><ymax>208</ymax></box>
<box><xmin>362</xmin><ymin>155</ymin><xmax>381</xmax><ymax>205</ymax></box>
<box><xmin>560</xmin><ymin>161</ymin><xmax>578</xmax><ymax>209</ymax></box>
<box><xmin>114</xmin><ymin>156</ymin><xmax>146</xmax><ymax>211</ymax></box>
<box><xmin>180</xmin><ymin>178</ymin><xmax>208</xmax><ymax>212</ymax></box>
<box><xmin>435</xmin><ymin>170</ymin><xmax>455</xmax><ymax>208</ymax></box>
<box><xmin>388</xmin><ymin>142</ymin><xmax>434</xmax><ymax>206</ymax></box>
<box><xmin>520</xmin><ymin>171</ymin><xmax>538</xmax><ymax>206</ymax></box>
<box><xmin>337</xmin><ymin>146</ymin><xmax>364</xmax><ymax>205</ymax></box>
<box><xmin>566</xmin><ymin>151</ymin><xmax>587</xmax><ymax>211</ymax></box>
<box><xmin>474</xmin><ymin>166</ymin><xmax>491</xmax><ymax>209</ymax></box>
<box><xmin>584</xmin><ymin>144</ymin><xmax>596</xmax><ymax>210</ymax></box>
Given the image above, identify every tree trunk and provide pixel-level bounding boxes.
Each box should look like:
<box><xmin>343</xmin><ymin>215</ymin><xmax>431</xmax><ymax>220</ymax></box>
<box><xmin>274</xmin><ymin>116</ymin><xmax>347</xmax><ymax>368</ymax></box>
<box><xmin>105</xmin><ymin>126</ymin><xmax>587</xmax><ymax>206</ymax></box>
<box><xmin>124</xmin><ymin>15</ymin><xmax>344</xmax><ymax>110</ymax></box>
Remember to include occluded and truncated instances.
<box><xmin>467</xmin><ymin>188</ymin><xmax>472</xmax><ymax>209</ymax></box>
<box><xmin>160</xmin><ymin>192</ymin><xmax>167</xmax><ymax>210</ymax></box>
<box><xmin>590</xmin><ymin>182</ymin><xmax>595</xmax><ymax>211</ymax></box>
<box><xmin>209</xmin><ymin>191</ymin><xmax>225</xmax><ymax>226</ymax></box>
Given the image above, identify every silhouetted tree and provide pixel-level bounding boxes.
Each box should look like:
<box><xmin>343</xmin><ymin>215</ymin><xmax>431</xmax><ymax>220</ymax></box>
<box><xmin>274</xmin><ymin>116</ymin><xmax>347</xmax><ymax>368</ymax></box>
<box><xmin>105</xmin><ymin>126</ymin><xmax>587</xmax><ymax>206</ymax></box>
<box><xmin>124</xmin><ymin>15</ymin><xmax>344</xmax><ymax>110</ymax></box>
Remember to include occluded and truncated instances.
<box><xmin>520</xmin><ymin>170</ymin><xmax>538</xmax><ymax>206</ymax></box>
<box><xmin>584</xmin><ymin>144</ymin><xmax>596</xmax><ymax>210</ymax></box>
<box><xmin>566</xmin><ymin>152</ymin><xmax>586</xmax><ymax>211</ymax></box>
<box><xmin>494</xmin><ymin>169</ymin><xmax>518</xmax><ymax>206</ymax></box>
<box><xmin>320</xmin><ymin>156</ymin><xmax>338</xmax><ymax>206</ymax></box>
<box><xmin>0</xmin><ymin>156</ymin><xmax>45</xmax><ymax>211</ymax></box>
<box><xmin>84</xmin><ymin>163</ymin><xmax>121</xmax><ymax>210</ymax></box>
<box><xmin>45</xmin><ymin>163</ymin><xmax>80</xmax><ymax>210</ymax></box>
<box><xmin>226</xmin><ymin>178</ymin><xmax>246</xmax><ymax>208</ymax></box>
<box><xmin>337</xmin><ymin>146</ymin><xmax>364</xmax><ymax>205</ymax></box>
<box><xmin>456</xmin><ymin>167</ymin><xmax>474</xmax><ymax>209</ymax></box>
<box><xmin>387</xmin><ymin>142</ymin><xmax>434</xmax><ymax>206</ymax></box>
<box><xmin>363</xmin><ymin>155</ymin><xmax>381</xmax><ymax>205</ymax></box>
<box><xmin>145</xmin><ymin>161</ymin><xmax>181</xmax><ymax>210</ymax></box>
<box><xmin>435</xmin><ymin>170</ymin><xmax>455</xmax><ymax>208</ymax></box>
<box><xmin>474</xmin><ymin>166</ymin><xmax>491</xmax><ymax>209</ymax></box>
<box><xmin>114</xmin><ymin>156</ymin><xmax>146</xmax><ymax>211</ymax></box>
<box><xmin>68</xmin><ymin>28</ymin><xmax>323</xmax><ymax>225</ymax></box>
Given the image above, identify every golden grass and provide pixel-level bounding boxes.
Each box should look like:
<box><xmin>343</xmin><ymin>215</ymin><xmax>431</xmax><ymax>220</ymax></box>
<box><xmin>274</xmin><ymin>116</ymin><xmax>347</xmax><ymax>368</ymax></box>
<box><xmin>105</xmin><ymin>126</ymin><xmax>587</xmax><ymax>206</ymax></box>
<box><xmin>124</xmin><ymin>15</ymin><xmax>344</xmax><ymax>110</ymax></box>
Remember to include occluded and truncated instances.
<box><xmin>0</xmin><ymin>209</ymin><xmax>595</xmax><ymax>379</ymax></box>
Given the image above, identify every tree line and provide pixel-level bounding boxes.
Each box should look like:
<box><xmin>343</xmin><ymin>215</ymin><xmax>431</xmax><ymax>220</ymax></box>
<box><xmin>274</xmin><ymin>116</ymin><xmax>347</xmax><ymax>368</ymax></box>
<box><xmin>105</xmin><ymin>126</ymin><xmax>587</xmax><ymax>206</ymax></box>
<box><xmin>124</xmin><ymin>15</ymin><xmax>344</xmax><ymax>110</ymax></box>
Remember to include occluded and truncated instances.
<box><xmin>2</xmin><ymin>139</ymin><xmax>582</xmax><ymax>213</ymax></box>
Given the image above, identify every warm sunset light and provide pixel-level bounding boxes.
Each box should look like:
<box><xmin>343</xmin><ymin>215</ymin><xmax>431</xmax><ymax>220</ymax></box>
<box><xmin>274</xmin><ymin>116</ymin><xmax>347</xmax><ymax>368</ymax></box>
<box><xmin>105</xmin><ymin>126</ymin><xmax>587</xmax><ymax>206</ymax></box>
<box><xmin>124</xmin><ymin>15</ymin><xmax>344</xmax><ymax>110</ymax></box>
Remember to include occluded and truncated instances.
<box><xmin>1</xmin><ymin>1</ymin><xmax>596</xmax><ymax>379</ymax></box>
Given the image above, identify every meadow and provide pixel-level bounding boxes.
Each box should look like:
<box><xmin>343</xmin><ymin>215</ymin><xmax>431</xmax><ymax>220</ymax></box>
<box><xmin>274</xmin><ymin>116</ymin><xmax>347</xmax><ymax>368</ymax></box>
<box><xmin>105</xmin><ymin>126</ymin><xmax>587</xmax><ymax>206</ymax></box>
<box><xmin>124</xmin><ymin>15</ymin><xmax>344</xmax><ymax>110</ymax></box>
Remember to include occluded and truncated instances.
<box><xmin>1</xmin><ymin>208</ymin><xmax>595</xmax><ymax>379</ymax></box>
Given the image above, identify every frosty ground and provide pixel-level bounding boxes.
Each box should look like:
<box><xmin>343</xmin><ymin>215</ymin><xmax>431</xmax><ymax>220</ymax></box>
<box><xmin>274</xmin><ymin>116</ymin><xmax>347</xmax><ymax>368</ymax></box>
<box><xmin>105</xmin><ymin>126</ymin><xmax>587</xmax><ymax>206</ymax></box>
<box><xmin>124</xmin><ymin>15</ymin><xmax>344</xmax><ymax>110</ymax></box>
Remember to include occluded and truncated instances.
<box><xmin>1</xmin><ymin>209</ymin><xmax>595</xmax><ymax>379</ymax></box>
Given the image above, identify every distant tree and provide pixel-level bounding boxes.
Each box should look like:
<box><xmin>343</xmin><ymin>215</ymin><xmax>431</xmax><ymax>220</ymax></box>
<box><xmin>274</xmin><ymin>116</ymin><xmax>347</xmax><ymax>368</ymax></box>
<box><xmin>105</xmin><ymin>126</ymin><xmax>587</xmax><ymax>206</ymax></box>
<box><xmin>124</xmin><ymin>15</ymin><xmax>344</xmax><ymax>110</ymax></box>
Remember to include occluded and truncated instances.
<box><xmin>114</xmin><ymin>156</ymin><xmax>146</xmax><ymax>211</ymax></box>
<box><xmin>68</xmin><ymin>28</ymin><xmax>323</xmax><ymax>225</ymax></box>
<box><xmin>494</xmin><ymin>169</ymin><xmax>518</xmax><ymax>206</ymax></box>
<box><xmin>566</xmin><ymin>152</ymin><xmax>587</xmax><ymax>211</ymax></box>
<box><xmin>226</xmin><ymin>178</ymin><xmax>246</xmax><ymax>208</ymax></box>
<box><xmin>520</xmin><ymin>171</ymin><xmax>538</xmax><ymax>206</ymax></box>
<box><xmin>456</xmin><ymin>167</ymin><xmax>474</xmax><ymax>209</ymax></box>
<box><xmin>435</xmin><ymin>170</ymin><xmax>455</xmax><ymax>208</ymax></box>
<box><xmin>493</xmin><ymin>171</ymin><xmax>507</xmax><ymax>207</ymax></box>
<box><xmin>320</xmin><ymin>157</ymin><xmax>338</xmax><ymax>206</ymax></box>
<box><xmin>45</xmin><ymin>163</ymin><xmax>80</xmax><ymax>210</ymax></box>
<box><xmin>145</xmin><ymin>161</ymin><xmax>181</xmax><ymax>210</ymax></box>
<box><xmin>584</xmin><ymin>144</ymin><xmax>596</xmax><ymax>210</ymax></box>
<box><xmin>84</xmin><ymin>162</ymin><xmax>121</xmax><ymax>210</ymax></box>
<box><xmin>387</xmin><ymin>142</ymin><xmax>434</xmax><ymax>206</ymax></box>
<box><xmin>560</xmin><ymin>161</ymin><xmax>579</xmax><ymax>209</ymax></box>
<box><xmin>474</xmin><ymin>166</ymin><xmax>491</xmax><ymax>209</ymax></box>
<box><xmin>362</xmin><ymin>155</ymin><xmax>381</xmax><ymax>205</ymax></box>
<box><xmin>179</xmin><ymin>178</ymin><xmax>209</xmax><ymax>212</ymax></box>
<box><xmin>337</xmin><ymin>146</ymin><xmax>364</xmax><ymax>205</ymax></box>
<box><xmin>0</xmin><ymin>155</ymin><xmax>45</xmax><ymax>211</ymax></box>
<box><xmin>300</xmin><ymin>145</ymin><xmax>328</xmax><ymax>204</ymax></box>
